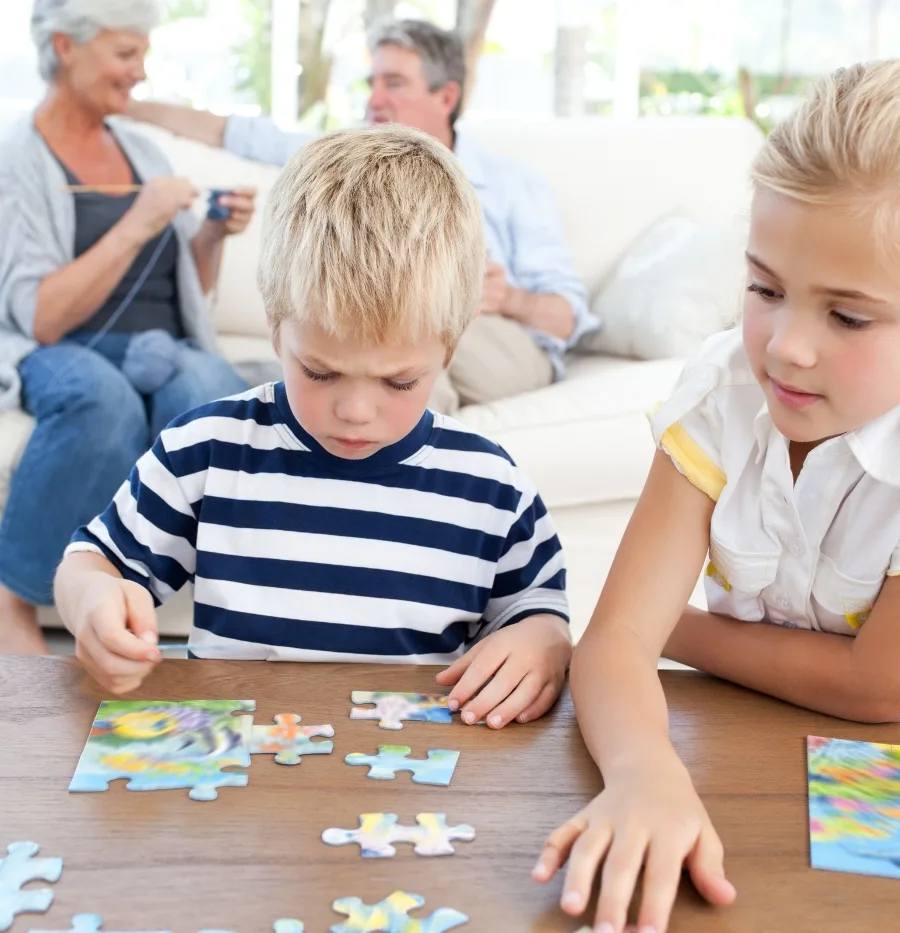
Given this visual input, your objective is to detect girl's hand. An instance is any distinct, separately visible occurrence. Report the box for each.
[533,757,736,933]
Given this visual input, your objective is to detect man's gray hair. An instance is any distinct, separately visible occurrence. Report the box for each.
[31,0,161,82]
[368,19,467,126]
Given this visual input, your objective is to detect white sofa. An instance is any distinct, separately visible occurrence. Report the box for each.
[0,115,764,638]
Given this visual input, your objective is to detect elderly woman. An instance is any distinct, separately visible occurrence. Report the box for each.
[0,0,256,653]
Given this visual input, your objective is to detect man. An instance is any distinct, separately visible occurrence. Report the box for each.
[129,19,595,413]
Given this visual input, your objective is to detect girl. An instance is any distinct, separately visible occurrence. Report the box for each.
[533,60,900,933]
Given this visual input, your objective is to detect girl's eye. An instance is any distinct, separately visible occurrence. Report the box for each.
[747,282,780,301]
[386,379,419,392]
[833,311,870,330]
[301,365,337,383]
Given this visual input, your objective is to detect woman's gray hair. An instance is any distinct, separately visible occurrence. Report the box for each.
[368,19,467,126]
[31,0,162,81]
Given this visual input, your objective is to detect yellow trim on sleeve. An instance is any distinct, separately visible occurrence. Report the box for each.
[705,561,731,591]
[887,569,900,577]
[660,422,726,502]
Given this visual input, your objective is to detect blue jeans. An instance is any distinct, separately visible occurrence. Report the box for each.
[0,335,247,605]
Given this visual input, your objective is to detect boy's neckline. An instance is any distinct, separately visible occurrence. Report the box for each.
[272,381,436,475]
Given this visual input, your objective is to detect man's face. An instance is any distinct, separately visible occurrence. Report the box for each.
[365,43,459,142]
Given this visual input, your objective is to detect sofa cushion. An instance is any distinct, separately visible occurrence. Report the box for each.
[580,215,747,360]
[453,354,684,509]
[0,409,37,521]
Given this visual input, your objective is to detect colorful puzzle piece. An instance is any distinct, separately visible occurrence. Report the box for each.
[0,842,62,932]
[350,693,453,731]
[69,700,256,801]
[330,891,468,933]
[344,746,459,786]
[248,713,334,766]
[322,813,475,857]
[29,919,304,933]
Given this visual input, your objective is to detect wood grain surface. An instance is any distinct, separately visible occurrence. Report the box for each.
[1,657,898,932]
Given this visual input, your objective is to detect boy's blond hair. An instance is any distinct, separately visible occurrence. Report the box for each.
[257,124,485,351]
[752,60,900,250]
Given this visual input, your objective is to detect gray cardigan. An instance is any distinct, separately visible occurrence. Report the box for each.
[0,115,220,412]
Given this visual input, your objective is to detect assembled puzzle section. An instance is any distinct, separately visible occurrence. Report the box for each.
[344,746,460,786]
[69,700,256,801]
[248,713,334,766]
[322,813,475,857]
[330,891,468,933]
[808,734,900,879]
[0,841,62,931]
[350,693,453,731]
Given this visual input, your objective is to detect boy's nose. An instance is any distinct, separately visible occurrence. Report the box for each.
[335,390,375,425]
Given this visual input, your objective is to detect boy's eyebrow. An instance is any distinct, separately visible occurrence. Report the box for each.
[745,251,888,304]
[299,353,426,379]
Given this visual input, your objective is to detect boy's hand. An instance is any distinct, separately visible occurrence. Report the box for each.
[533,757,735,933]
[435,614,571,728]
[71,574,162,695]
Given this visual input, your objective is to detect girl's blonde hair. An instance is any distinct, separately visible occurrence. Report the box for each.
[257,124,485,351]
[752,60,900,249]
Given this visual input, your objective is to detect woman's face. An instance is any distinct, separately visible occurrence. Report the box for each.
[54,29,149,115]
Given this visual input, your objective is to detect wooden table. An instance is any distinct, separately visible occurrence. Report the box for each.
[2,657,899,932]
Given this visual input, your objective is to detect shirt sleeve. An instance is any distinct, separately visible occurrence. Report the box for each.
[647,331,733,502]
[0,191,66,340]
[505,167,596,350]
[222,116,314,167]
[65,432,202,606]
[475,477,569,641]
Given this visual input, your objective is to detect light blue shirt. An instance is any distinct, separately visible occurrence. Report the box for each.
[223,116,597,379]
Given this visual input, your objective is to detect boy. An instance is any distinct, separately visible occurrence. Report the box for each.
[54,125,572,729]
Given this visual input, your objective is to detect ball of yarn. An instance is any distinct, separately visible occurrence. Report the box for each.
[122,329,180,394]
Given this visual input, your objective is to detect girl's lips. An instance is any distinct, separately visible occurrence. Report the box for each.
[769,377,823,410]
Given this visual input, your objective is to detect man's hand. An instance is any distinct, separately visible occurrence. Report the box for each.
[435,614,572,728]
[478,260,512,315]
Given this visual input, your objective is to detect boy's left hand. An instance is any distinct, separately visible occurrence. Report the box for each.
[436,614,572,729]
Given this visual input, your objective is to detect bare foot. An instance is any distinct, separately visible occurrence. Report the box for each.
[0,584,48,655]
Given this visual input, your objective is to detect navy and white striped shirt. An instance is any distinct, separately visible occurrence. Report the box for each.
[67,383,568,662]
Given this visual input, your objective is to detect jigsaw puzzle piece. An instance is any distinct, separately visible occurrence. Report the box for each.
[0,841,62,931]
[26,914,169,933]
[322,813,405,858]
[197,923,304,933]
[330,891,468,933]
[322,814,474,858]
[69,700,255,802]
[344,746,459,786]
[248,713,334,765]
[350,693,453,731]
[406,814,475,856]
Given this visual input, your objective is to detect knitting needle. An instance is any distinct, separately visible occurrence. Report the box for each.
[62,184,220,194]
[62,184,144,193]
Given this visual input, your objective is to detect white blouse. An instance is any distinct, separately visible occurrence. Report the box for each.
[650,328,900,635]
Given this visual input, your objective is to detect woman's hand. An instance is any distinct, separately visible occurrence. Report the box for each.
[214,187,257,236]
[125,176,198,243]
